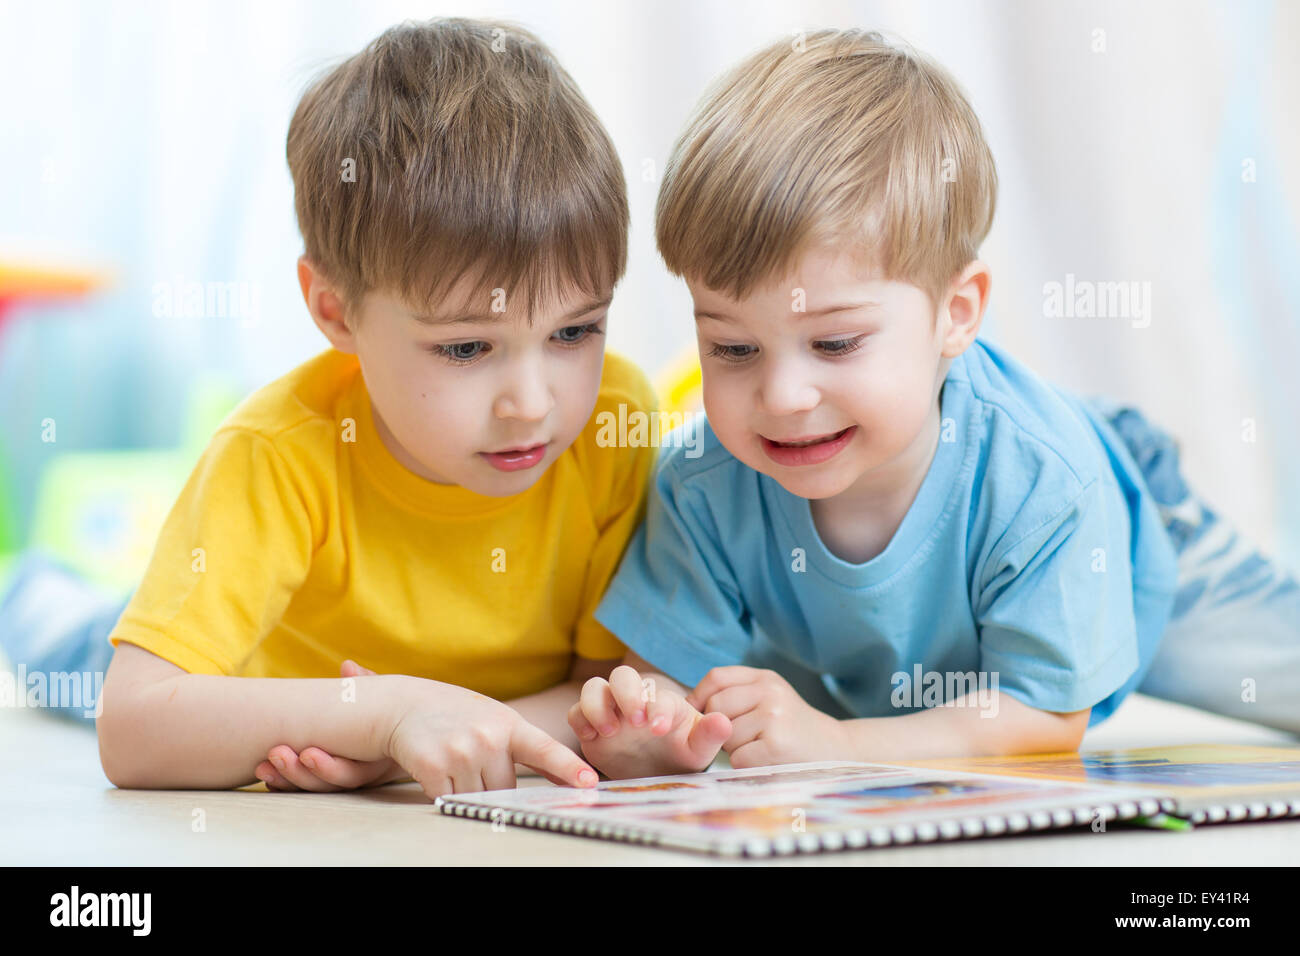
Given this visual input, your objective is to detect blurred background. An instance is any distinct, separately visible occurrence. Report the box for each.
[0,0,1297,606]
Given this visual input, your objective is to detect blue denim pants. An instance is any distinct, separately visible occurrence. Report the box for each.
[0,552,126,723]
[1090,398,1300,736]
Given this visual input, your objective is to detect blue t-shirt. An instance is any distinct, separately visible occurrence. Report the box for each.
[594,338,1180,728]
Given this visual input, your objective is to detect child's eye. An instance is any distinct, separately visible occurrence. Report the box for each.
[816,335,866,357]
[552,322,605,346]
[706,343,757,363]
[431,322,604,364]
[431,340,490,364]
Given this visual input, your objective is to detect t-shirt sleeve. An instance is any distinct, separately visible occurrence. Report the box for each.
[974,476,1140,714]
[593,450,753,687]
[107,427,316,675]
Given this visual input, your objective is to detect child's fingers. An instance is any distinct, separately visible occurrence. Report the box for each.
[645,687,680,735]
[415,773,454,801]
[567,701,599,741]
[579,677,620,736]
[685,712,732,763]
[340,658,377,681]
[482,751,516,792]
[720,711,763,752]
[696,684,763,721]
[686,666,758,711]
[298,747,392,788]
[448,764,482,794]
[510,720,599,788]
[255,760,299,791]
[607,665,648,727]
[265,745,344,793]
[728,739,767,769]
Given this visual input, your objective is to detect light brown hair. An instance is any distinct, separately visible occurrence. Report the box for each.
[287,17,628,326]
[656,29,997,315]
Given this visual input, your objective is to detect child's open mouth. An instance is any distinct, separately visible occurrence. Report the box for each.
[480,442,549,471]
[760,426,856,466]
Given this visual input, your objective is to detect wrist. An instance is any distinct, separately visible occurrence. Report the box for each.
[371,673,425,759]
[835,715,887,762]
[829,714,860,761]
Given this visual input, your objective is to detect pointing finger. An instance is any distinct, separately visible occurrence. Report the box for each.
[510,720,599,789]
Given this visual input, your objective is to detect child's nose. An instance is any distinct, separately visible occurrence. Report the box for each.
[494,367,554,421]
[758,361,819,417]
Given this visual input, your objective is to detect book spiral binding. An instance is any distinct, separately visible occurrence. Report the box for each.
[436,796,1181,858]
[1189,799,1300,826]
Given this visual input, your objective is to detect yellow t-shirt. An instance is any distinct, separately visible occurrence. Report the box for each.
[108,347,658,701]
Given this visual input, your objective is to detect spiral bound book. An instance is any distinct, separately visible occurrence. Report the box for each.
[434,761,1174,857]
[895,744,1300,825]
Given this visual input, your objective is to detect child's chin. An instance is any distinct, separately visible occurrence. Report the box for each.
[769,470,856,501]
[741,454,856,500]
[468,468,547,497]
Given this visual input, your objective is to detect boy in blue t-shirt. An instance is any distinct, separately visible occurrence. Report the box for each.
[567,29,1300,778]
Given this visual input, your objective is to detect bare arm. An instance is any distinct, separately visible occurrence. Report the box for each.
[99,641,423,790]
[837,690,1091,763]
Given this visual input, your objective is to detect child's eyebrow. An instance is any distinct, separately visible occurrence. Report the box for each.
[695,301,883,322]
[410,296,612,327]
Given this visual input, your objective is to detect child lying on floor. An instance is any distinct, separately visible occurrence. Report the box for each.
[93,17,659,799]
[568,29,1300,777]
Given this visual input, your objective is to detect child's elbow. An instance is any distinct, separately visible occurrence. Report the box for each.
[1028,707,1089,753]
[97,694,159,789]
[98,724,132,788]
[1059,708,1091,750]
[996,697,1091,756]
[97,711,143,789]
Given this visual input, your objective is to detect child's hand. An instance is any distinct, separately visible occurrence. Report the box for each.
[258,744,408,791]
[386,681,598,800]
[687,666,850,768]
[256,660,598,799]
[566,665,732,779]
[255,659,408,792]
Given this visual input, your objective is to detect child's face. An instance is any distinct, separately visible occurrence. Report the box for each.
[689,247,951,501]
[349,277,611,497]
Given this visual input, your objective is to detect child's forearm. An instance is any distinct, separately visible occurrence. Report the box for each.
[836,690,1088,763]
[99,672,419,790]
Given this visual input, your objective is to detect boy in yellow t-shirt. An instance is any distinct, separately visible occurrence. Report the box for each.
[96,18,658,800]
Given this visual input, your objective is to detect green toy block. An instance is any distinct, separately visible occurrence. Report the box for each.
[29,449,193,597]
[25,374,243,597]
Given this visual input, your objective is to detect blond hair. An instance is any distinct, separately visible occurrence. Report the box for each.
[287,17,628,326]
[656,29,997,315]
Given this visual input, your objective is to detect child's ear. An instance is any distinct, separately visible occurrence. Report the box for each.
[298,255,357,354]
[939,259,990,358]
